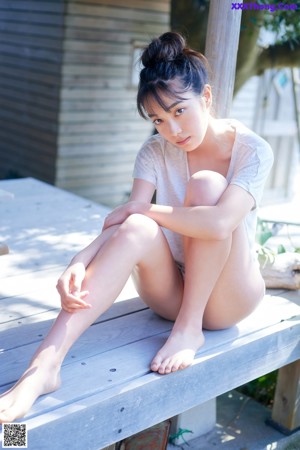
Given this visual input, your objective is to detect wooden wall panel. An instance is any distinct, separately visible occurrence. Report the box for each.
[0,0,65,182]
[0,0,170,206]
[56,0,170,206]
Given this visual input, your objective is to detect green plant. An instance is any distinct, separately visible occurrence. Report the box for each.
[237,370,278,408]
[256,219,300,268]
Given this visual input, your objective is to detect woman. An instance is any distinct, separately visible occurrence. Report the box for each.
[0,32,273,423]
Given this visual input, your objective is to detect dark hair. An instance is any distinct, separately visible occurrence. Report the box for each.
[137,32,210,119]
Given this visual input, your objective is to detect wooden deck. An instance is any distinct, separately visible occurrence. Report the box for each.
[1,178,300,449]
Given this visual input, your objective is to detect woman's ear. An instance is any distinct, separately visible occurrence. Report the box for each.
[202,84,212,108]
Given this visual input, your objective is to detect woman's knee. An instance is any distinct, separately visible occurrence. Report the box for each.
[185,170,228,206]
[117,213,161,244]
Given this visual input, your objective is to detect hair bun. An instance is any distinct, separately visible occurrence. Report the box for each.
[141,32,186,68]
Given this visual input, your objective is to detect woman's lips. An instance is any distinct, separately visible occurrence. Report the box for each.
[176,136,191,145]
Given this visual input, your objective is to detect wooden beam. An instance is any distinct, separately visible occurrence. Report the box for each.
[205,0,243,118]
[271,360,300,433]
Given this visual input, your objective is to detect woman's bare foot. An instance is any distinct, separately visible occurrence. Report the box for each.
[0,364,61,423]
[151,324,205,375]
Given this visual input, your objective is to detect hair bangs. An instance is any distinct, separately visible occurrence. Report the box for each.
[137,79,189,119]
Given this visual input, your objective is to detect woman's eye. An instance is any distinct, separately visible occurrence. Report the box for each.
[175,108,185,116]
[153,119,161,125]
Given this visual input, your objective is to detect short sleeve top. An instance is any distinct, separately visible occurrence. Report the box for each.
[132,119,274,264]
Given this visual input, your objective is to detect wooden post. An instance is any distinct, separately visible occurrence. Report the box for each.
[271,360,300,433]
[205,0,243,118]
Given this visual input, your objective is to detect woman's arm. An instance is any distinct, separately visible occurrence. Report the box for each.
[104,184,254,240]
[142,184,254,239]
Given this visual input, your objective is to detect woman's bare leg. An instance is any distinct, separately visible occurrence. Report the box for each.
[150,171,265,374]
[0,215,183,423]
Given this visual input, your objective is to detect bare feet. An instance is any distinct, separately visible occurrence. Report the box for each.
[151,325,205,375]
[0,365,61,423]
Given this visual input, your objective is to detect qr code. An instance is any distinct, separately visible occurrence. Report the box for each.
[2,423,27,448]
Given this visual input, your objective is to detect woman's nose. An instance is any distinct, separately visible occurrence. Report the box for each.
[169,120,182,136]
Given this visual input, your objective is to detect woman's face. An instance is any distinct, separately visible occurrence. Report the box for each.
[145,85,211,152]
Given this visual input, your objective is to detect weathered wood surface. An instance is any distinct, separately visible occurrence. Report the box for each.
[0,178,300,449]
[0,0,170,206]
[205,0,242,118]
[272,360,300,432]
[261,252,300,290]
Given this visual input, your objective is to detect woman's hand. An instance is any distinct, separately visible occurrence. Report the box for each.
[56,262,91,313]
[102,202,138,231]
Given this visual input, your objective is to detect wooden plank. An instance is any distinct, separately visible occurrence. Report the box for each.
[67,3,169,24]
[0,179,110,277]
[0,118,57,144]
[68,0,170,13]
[0,77,60,98]
[57,129,149,145]
[57,153,136,168]
[0,267,64,301]
[64,28,148,43]
[56,161,135,177]
[63,39,131,54]
[0,1,65,13]
[0,109,58,132]
[1,10,65,26]
[63,52,129,65]
[59,121,146,134]
[271,360,300,432]
[1,293,297,385]
[0,21,64,38]
[61,64,129,77]
[60,98,139,112]
[58,142,140,157]
[0,307,164,387]
[0,207,105,252]
[0,282,61,323]
[0,32,62,50]
[0,65,61,86]
[0,186,106,215]
[0,296,144,346]
[59,110,139,123]
[62,186,132,206]
[62,76,125,89]
[0,98,58,121]
[1,315,299,450]
[0,54,62,75]
[0,42,62,63]
[60,88,137,101]
[65,15,167,35]
[0,202,96,230]
[0,82,60,107]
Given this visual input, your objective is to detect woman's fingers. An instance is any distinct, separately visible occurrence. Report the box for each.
[61,292,92,313]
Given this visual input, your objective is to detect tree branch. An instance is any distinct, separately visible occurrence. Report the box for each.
[257,40,300,73]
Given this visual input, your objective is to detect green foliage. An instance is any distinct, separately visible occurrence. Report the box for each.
[256,219,300,267]
[259,0,300,47]
[241,0,300,47]
[237,370,278,408]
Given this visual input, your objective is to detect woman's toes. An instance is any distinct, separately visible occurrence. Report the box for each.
[150,355,162,372]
